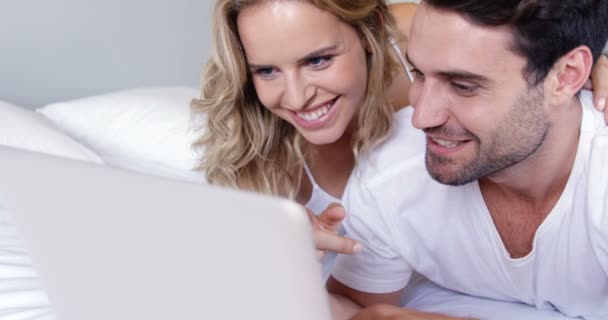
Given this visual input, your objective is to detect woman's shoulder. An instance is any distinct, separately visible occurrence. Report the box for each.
[389,2,417,37]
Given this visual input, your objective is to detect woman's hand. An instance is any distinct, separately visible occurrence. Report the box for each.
[589,54,608,123]
[306,203,362,261]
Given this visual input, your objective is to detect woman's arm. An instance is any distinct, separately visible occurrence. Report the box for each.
[591,54,608,123]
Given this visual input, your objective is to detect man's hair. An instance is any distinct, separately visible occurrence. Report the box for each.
[424,0,608,85]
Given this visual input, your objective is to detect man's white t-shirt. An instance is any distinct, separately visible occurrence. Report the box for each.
[332,91,608,319]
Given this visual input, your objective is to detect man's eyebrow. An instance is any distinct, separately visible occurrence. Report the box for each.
[248,44,340,70]
[438,71,492,85]
[405,52,492,85]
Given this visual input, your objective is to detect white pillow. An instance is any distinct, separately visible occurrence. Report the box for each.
[0,101,103,164]
[37,87,202,172]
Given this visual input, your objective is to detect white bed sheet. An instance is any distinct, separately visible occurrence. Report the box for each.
[402,273,581,320]
[0,206,53,320]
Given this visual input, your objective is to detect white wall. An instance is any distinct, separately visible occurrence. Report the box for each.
[0,0,213,108]
[0,0,425,108]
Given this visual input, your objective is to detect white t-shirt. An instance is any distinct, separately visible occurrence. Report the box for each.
[333,91,608,319]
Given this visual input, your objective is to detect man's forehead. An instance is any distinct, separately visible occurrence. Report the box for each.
[409,3,521,78]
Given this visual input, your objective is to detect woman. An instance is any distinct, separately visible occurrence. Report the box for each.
[192,0,404,257]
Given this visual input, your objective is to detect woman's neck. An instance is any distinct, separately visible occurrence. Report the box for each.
[297,131,356,204]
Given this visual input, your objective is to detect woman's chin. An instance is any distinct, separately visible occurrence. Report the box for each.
[300,130,344,146]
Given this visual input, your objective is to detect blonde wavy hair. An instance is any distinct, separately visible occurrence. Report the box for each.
[192,0,400,199]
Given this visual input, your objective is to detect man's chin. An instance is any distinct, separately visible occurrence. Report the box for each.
[426,164,477,186]
[425,153,481,186]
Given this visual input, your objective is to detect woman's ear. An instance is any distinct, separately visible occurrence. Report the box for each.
[361,10,385,54]
[361,36,373,53]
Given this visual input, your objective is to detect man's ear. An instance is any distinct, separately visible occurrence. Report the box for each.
[548,45,594,106]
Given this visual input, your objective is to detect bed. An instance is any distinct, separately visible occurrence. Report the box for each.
[2,1,605,320]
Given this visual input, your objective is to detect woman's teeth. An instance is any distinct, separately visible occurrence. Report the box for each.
[296,101,333,121]
[433,138,462,148]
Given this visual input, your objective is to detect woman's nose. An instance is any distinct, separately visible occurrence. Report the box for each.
[281,73,316,111]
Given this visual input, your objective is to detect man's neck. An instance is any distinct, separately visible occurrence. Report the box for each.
[478,97,583,258]
[480,98,583,209]
[479,99,583,258]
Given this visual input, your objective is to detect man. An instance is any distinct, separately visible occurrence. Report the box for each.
[328,1,608,319]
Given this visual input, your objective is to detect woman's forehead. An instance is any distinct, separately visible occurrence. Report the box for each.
[237,1,357,65]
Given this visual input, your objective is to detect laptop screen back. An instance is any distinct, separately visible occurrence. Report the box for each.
[0,146,331,320]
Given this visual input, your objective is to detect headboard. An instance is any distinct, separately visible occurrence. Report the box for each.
[0,0,213,108]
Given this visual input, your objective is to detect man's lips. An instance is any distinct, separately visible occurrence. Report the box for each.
[426,135,474,155]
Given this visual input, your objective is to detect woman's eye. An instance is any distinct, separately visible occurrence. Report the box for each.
[253,67,278,80]
[308,56,332,68]
[255,67,275,76]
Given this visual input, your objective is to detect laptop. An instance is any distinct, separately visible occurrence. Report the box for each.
[0,145,331,320]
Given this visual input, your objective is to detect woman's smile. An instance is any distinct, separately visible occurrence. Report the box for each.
[292,96,340,129]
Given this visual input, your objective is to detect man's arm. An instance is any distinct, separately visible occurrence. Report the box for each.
[327,276,403,320]
[327,276,473,320]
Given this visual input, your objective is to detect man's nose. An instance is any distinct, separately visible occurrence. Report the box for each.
[410,80,450,129]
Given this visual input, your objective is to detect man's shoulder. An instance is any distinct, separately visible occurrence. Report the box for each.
[585,129,608,270]
[580,90,608,174]
[579,92,608,245]
[587,126,608,194]
[579,90,608,139]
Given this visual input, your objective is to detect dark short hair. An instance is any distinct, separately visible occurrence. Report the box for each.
[423,0,608,85]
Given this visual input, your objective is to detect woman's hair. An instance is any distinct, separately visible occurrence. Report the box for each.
[192,0,400,198]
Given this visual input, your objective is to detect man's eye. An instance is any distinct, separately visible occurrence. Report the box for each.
[451,82,478,94]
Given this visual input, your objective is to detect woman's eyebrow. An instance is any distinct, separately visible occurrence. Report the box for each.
[248,44,340,70]
[298,44,340,63]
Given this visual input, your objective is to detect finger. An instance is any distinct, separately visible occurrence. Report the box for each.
[590,55,608,114]
[317,203,346,232]
[317,249,325,261]
[314,229,362,254]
